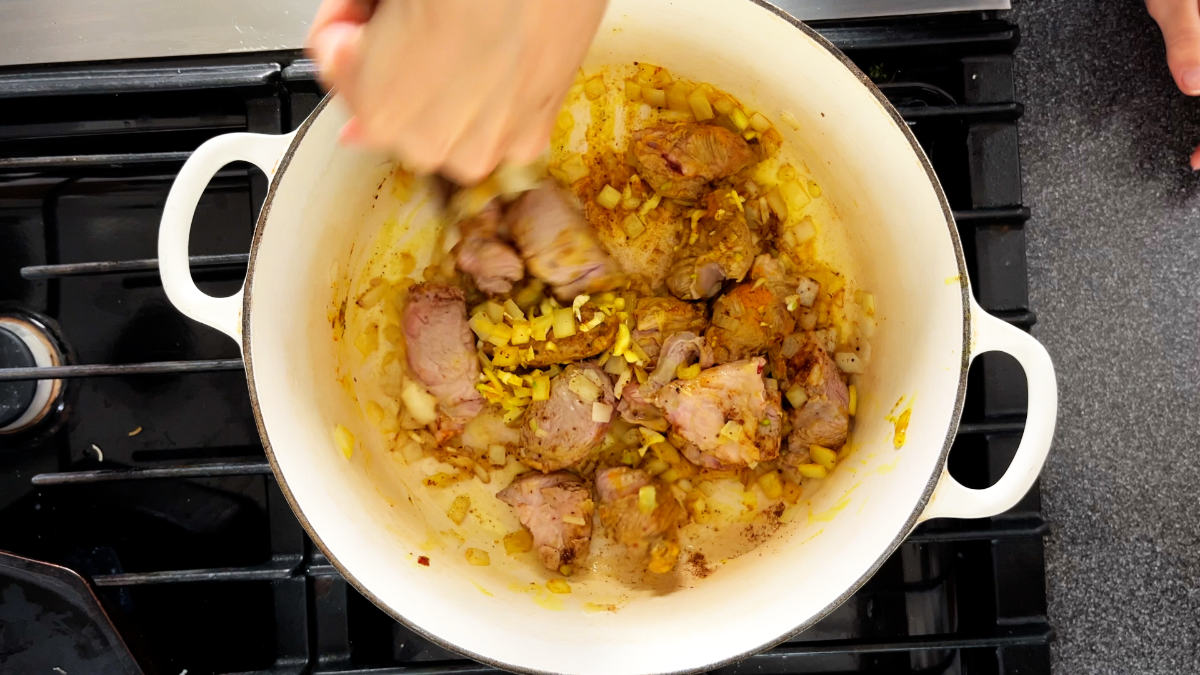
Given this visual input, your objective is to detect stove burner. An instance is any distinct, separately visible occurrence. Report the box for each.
[0,314,65,435]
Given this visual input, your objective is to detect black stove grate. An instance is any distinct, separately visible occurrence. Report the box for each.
[0,14,1049,675]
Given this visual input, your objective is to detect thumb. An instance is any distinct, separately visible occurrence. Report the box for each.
[1149,0,1200,95]
[308,21,363,99]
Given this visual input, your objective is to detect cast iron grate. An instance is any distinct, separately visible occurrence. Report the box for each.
[0,13,1048,675]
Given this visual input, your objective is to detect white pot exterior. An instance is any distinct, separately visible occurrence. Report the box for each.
[156,2,1057,672]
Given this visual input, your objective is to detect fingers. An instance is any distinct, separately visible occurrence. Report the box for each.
[1148,0,1200,94]
[1191,143,1200,171]
[308,0,375,45]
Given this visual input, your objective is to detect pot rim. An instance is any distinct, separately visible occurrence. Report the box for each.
[240,4,972,671]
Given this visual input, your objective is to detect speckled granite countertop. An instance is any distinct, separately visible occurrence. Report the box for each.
[1011,1,1200,671]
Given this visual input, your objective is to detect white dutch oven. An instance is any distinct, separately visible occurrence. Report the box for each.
[157,1,1057,672]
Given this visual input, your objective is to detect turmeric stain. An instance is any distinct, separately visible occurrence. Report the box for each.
[886,396,914,450]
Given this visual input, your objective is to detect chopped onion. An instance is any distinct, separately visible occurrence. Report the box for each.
[638,192,662,216]
[571,294,590,321]
[848,384,858,416]
[596,184,621,209]
[584,76,605,100]
[333,424,355,460]
[530,313,553,341]
[401,381,438,425]
[687,87,714,121]
[592,401,614,423]
[569,372,602,403]
[766,186,789,221]
[780,334,803,359]
[796,276,820,307]
[624,79,642,101]
[729,107,750,131]
[552,307,577,339]
[488,444,508,467]
[446,494,471,524]
[835,352,865,374]
[665,82,690,113]
[810,444,837,471]
[622,213,646,239]
[503,298,525,321]
[642,87,667,107]
[749,111,772,133]
[638,485,658,514]
[718,420,743,442]
[509,320,531,345]
[785,384,809,409]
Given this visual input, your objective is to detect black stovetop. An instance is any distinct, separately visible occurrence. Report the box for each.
[0,13,1050,675]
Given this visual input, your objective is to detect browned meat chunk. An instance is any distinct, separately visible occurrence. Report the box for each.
[453,202,524,294]
[518,364,615,471]
[498,471,593,572]
[631,296,707,366]
[617,332,712,431]
[706,255,797,362]
[402,284,483,432]
[666,191,759,300]
[653,357,782,469]
[783,340,850,459]
[507,183,623,301]
[595,467,686,574]
[522,307,618,368]
[630,123,757,201]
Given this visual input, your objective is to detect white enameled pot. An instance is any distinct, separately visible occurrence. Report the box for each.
[157,1,1057,672]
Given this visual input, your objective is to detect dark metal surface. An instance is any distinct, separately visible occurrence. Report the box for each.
[0,11,1048,675]
[0,325,35,427]
[0,551,142,674]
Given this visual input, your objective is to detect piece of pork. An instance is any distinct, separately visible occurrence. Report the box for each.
[520,307,619,368]
[630,123,757,201]
[402,284,484,432]
[518,364,615,472]
[618,332,712,430]
[594,467,686,574]
[705,255,797,363]
[666,190,759,300]
[453,202,524,294]
[498,471,594,572]
[630,296,708,366]
[653,357,782,469]
[507,182,623,301]
[783,340,850,458]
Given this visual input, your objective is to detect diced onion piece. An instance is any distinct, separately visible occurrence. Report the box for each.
[488,444,507,467]
[333,424,355,460]
[780,334,803,358]
[614,369,632,397]
[797,463,828,479]
[446,494,471,524]
[612,323,631,356]
[687,87,714,121]
[546,578,572,594]
[622,195,642,210]
[492,345,521,368]
[848,384,858,416]
[638,485,657,514]
[778,164,797,182]
[465,548,490,566]
[584,76,605,100]
[712,95,735,115]
[624,79,642,101]
[622,213,646,239]
[569,371,602,403]
[644,458,669,476]
[562,514,587,526]
[481,300,504,323]
[810,444,838,471]
[604,355,628,375]
[571,294,590,321]
[729,107,750,131]
[596,184,621,209]
[530,375,551,401]
[766,186,789,221]
[781,179,812,211]
[642,87,667,107]
[509,320,532,345]
[749,111,772,132]
[559,155,589,184]
[365,400,384,425]
[354,326,378,357]
[665,81,690,113]
[807,180,823,198]
[638,192,662,216]
[718,420,743,442]
[592,401,613,423]
[579,312,605,332]
[514,279,545,311]
[552,307,577,339]
[503,529,533,554]
[675,363,701,380]
[795,276,820,308]
[835,352,865,374]
[860,292,876,316]
[639,427,665,449]
[530,313,553,341]
[401,381,439,425]
[785,384,809,408]
[503,298,525,321]
[791,216,816,244]
[758,471,785,499]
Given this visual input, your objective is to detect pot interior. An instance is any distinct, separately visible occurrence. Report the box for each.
[243,1,969,672]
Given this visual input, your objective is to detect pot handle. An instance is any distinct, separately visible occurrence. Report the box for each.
[919,300,1057,521]
[157,131,294,343]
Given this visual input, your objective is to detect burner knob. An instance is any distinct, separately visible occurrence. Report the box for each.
[0,314,65,435]
[0,326,36,429]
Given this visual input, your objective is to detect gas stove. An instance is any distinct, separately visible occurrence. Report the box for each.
[0,11,1049,675]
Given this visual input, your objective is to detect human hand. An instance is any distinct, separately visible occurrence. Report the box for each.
[1147,0,1200,168]
[307,0,607,183]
